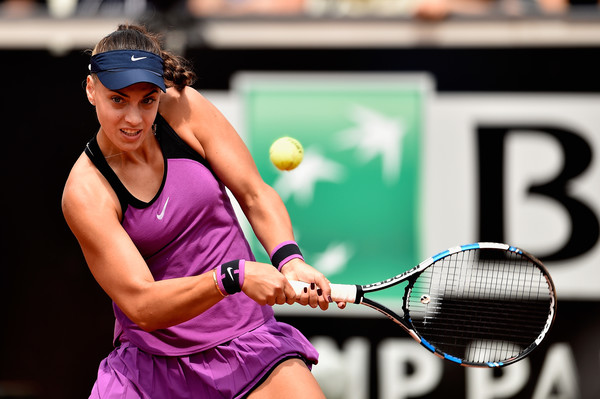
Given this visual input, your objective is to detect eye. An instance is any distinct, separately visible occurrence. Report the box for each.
[111,96,124,104]
[142,97,157,105]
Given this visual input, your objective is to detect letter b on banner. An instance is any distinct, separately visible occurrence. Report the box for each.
[477,125,599,261]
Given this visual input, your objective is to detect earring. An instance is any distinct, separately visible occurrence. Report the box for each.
[152,124,157,135]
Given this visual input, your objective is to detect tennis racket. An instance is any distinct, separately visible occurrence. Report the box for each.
[291,242,556,368]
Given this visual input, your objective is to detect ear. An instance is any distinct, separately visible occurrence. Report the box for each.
[86,75,96,106]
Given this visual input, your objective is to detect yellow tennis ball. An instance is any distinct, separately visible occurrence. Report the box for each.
[269,137,304,171]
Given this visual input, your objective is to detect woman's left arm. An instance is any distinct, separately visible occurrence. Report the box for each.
[160,87,338,310]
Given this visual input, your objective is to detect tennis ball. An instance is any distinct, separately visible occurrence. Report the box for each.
[269,137,304,171]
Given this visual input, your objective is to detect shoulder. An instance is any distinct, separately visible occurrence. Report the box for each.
[62,153,121,227]
[158,87,232,158]
[159,86,211,115]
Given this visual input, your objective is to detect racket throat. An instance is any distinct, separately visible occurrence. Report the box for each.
[361,297,404,323]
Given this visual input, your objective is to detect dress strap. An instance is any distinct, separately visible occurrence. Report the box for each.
[84,135,131,214]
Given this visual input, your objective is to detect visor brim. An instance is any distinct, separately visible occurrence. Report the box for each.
[96,69,166,92]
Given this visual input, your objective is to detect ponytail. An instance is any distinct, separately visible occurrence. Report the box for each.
[162,50,196,91]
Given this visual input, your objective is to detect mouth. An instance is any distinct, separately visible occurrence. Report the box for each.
[120,128,142,137]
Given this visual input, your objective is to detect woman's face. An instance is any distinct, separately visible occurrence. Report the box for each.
[86,76,161,152]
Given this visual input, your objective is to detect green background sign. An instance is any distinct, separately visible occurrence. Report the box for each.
[236,74,431,288]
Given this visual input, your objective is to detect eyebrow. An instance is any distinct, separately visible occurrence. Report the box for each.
[113,88,160,98]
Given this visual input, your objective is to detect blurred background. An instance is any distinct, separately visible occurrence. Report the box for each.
[1,1,599,398]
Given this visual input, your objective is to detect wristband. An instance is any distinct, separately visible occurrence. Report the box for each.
[270,241,304,271]
[217,260,245,295]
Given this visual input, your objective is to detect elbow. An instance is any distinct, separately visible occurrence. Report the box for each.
[124,303,162,333]
[134,317,157,333]
[130,310,195,333]
[115,284,168,332]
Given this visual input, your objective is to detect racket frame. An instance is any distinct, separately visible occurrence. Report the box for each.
[294,242,557,368]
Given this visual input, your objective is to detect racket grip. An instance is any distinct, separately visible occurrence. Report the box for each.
[289,281,359,303]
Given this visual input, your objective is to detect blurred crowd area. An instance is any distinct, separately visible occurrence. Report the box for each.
[0,0,598,21]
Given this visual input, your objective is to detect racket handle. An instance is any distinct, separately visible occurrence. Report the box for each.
[289,280,359,303]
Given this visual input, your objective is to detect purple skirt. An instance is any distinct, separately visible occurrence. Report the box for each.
[89,318,319,399]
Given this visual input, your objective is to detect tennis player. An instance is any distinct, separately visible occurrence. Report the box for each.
[62,23,343,398]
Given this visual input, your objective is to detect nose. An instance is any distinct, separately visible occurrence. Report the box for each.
[124,104,143,126]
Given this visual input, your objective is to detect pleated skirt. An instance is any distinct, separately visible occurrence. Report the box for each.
[89,318,318,399]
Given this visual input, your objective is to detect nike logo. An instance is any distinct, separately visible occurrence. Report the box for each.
[226,267,235,281]
[156,197,170,220]
[131,55,147,62]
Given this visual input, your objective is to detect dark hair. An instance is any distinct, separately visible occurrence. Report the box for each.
[92,24,196,91]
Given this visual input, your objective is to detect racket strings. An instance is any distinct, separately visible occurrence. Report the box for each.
[407,249,553,364]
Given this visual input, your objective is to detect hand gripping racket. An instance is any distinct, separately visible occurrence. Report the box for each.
[291,242,557,368]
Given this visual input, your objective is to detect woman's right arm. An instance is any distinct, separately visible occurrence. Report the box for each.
[61,155,282,331]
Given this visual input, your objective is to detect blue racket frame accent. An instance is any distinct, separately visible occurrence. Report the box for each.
[420,338,436,353]
[444,354,463,364]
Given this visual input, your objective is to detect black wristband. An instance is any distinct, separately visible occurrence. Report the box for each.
[218,260,244,295]
[270,241,304,271]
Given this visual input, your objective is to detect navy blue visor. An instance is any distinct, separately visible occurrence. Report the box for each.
[89,50,166,92]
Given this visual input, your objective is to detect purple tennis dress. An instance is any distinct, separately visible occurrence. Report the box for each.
[84,114,318,398]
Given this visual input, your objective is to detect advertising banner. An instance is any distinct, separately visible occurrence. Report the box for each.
[234,73,432,298]
[208,73,600,398]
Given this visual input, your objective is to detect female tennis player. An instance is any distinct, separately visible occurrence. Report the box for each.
[62,23,342,398]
